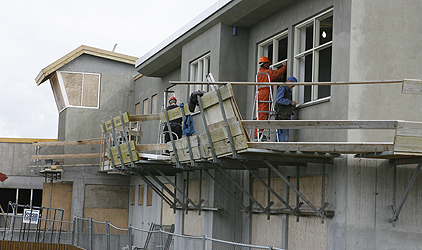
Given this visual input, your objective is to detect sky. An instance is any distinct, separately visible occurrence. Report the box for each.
[0,0,221,139]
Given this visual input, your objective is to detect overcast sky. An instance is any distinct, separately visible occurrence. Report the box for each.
[0,0,221,139]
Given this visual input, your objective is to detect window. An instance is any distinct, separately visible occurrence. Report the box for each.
[143,98,149,114]
[51,71,101,112]
[135,102,141,115]
[294,9,333,104]
[147,185,153,206]
[257,31,288,74]
[151,94,158,114]
[0,188,42,213]
[189,53,211,93]
[130,185,136,205]
[138,185,144,206]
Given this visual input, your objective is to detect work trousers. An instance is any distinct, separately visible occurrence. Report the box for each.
[254,87,271,138]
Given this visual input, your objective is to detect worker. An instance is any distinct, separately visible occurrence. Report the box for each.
[254,56,287,140]
[163,97,182,144]
[274,76,297,142]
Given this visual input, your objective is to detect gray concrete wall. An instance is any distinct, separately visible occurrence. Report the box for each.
[348,0,422,142]
[0,142,45,189]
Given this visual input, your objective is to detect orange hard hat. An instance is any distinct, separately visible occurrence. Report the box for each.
[259,56,271,64]
[169,96,177,104]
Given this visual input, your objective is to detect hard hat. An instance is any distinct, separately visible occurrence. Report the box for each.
[259,56,271,64]
[287,76,297,82]
[169,96,177,104]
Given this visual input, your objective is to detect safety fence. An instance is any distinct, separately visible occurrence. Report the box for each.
[1,208,283,250]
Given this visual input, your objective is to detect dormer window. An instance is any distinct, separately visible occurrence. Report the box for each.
[50,71,101,112]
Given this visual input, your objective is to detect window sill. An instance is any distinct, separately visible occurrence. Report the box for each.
[296,96,331,109]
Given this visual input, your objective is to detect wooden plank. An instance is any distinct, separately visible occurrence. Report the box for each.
[201,134,248,158]
[402,79,422,95]
[32,153,101,160]
[395,121,422,137]
[171,147,202,162]
[129,113,161,121]
[393,136,422,153]
[200,84,233,110]
[170,79,404,86]
[247,142,394,153]
[136,143,168,151]
[167,135,200,151]
[33,138,103,146]
[200,122,244,143]
[0,138,57,144]
[242,120,398,130]
[160,105,191,123]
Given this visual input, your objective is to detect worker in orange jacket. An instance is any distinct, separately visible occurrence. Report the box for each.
[254,56,287,140]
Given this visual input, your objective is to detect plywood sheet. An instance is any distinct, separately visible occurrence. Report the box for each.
[61,72,82,106]
[251,213,283,248]
[289,176,328,208]
[82,74,99,107]
[253,178,284,209]
[161,183,175,225]
[288,216,327,250]
[42,182,73,230]
[83,208,128,232]
[84,184,129,209]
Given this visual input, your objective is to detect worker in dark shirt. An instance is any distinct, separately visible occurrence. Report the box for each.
[275,76,297,142]
[164,97,182,143]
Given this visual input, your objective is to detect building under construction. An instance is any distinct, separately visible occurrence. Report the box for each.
[2,0,422,249]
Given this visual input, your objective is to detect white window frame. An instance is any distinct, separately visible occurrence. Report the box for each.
[55,71,101,111]
[257,30,289,72]
[189,53,211,93]
[294,8,333,104]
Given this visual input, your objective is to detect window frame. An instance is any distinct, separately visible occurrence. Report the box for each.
[293,8,333,105]
[189,52,211,94]
[54,71,101,112]
[257,30,289,72]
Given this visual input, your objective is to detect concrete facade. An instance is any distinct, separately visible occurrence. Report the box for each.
[132,0,422,249]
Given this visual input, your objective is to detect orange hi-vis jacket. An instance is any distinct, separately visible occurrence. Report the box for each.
[254,65,287,138]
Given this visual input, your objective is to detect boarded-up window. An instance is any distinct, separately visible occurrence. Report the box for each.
[130,185,136,205]
[143,99,149,114]
[54,71,100,110]
[147,185,153,206]
[135,102,141,115]
[151,94,158,113]
[138,185,144,206]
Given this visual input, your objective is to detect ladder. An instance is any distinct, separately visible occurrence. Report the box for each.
[252,72,275,142]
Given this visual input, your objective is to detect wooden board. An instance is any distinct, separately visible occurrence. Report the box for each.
[32,153,101,160]
[136,143,168,151]
[33,138,102,146]
[201,134,248,158]
[102,112,130,132]
[242,120,398,130]
[395,121,422,137]
[129,113,161,121]
[110,141,139,165]
[247,142,394,153]
[402,79,422,95]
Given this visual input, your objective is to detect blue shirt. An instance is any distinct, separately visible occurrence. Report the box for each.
[275,86,292,106]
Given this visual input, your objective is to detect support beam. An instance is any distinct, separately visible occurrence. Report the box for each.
[389,162,422,223]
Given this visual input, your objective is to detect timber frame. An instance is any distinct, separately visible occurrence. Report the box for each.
[32,79,422,224]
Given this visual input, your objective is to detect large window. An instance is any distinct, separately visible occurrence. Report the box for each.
[294,9,333,104]
[50,71,101,112]
[189,53,211,93]
[257,31,288,74]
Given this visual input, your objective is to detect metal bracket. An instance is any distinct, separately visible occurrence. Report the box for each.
[264,160,329,221]
[197,95,218,163]
[215,85,237,158]
[389,162,422,224]
[179,105,195,167]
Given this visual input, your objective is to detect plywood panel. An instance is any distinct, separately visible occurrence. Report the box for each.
[289,176,328,208]
[82,74,99,107]
[183,179,205,236]
[61,72,82,106]
[253,178,284,209]
[83,208,128,232]
[251,213,283,248]
[42,182,73,230]
[161,183,175,225]
[288,216,327,250]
